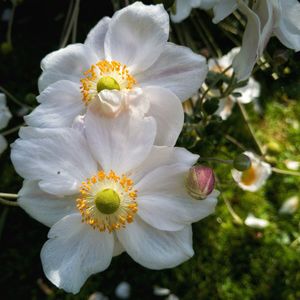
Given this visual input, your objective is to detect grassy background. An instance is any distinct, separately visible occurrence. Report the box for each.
[0,0,300,299]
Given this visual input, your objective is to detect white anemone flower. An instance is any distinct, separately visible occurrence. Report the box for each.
[0,93,12,154]
[208,48,260,120]
[231,151,272,192]
[170,0,218,23]
[233,0,300,81]
[244,213,269,229]
[11,105,218,294]
[25,2,207,147]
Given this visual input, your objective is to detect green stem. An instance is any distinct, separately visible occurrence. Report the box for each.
[0,198,19,207]
[6,3,16,45]
[272,168,300,177]
[237,102,265,156]
[0,193,18,199]
[199,65,232,103]
[199,157,233,165]
[0,86,32,109]
[60,0,80,48]
[1,124,23,136]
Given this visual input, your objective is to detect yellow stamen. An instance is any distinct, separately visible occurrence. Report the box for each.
[77,170,138,233]
[241,165,257,186]
[80,60,137,104]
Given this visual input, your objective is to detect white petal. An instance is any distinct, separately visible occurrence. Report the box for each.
[104,2,169,74]
[18,181,77,227]
[115,282,131,299]
[25,80,84,128]
[254,0,277,57]
[212,0,238,24]
[84,17,111,57]
[135,42,208,101]
[274,0,300,51]
[214,97,235,120]
[117,217,194,269]
[244,213,269,229]
[279,196,299,215]
[199,0,218,10]
[235,77,260,104]
[0,135,7,154]
[113,236,125,257]
[11,128,97,196]
[143,87,183,146]
[85,103,156,174]
[41,214,114,294]
[131,146,199,184]
[0,93,12,129]
[38,44,98,92]
[170,0,193,23]
[232,2,261,81]
[136,164,217,231]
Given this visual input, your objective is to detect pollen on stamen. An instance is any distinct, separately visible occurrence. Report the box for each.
[76,170,138,233]
[80,60,137,105]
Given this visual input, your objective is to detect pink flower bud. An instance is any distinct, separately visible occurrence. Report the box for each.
[186,165,215,200]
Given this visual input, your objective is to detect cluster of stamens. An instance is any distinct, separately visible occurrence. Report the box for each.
[241,165,257,186]
[80,60,137,104]
[77,170,138,233]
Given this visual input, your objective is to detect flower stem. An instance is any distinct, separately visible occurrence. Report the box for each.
[272,168,300,177]
[60,0,80,48]
[1,124,23,136]
[6,2,16,45]
[199,157,233,165]
[0,198,18,207]
[0,193,18,199]
[0,86,32,109]
[237,102,265,156]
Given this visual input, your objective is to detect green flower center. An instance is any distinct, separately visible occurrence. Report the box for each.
[97,76,120,93]
[94,188,121,214]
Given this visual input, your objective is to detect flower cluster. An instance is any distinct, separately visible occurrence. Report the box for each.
[11,2,218,294]
[172,0,300,80]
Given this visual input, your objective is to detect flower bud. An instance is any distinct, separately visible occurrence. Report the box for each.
[233,153,251,171]
[186,165,215,200]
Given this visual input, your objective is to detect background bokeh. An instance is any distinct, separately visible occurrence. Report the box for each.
[1,0,300,299]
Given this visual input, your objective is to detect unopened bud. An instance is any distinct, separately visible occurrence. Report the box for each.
[186,165,215,199]
[233,154,251,171]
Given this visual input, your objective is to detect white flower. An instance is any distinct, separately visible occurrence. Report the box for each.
[11,105,218,294]
[26,2,207,147]
[170,0,218,23]
[245,213,269,229]
[284,160,300,171]
[115,281,131,299]
[279,196,299,215]
[231,151,272,192]
[153,286,171,296]
[233,0,300,81]
[0,93,12,155]
[208,48,260,120]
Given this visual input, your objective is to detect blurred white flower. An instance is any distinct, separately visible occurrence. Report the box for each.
[279,196,299,215]
[11,105,218,294]
[171,0,218,23]
[26,2,207,148]
[245,213,269,229]
[284,160,300,171]
[88,292,109,300]
[231,151,271,192]
[153,286,171,296]
[0,93,12,155]
[233,0,300,81]
[115,282,130,299]
[166,294,180,300]
[208,48,260,120]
